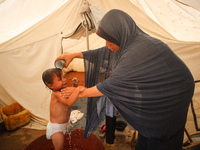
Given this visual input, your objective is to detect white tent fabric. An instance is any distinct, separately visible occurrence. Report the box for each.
[0,0,200,140]
[130,0,200,41]
[0,0,66,44]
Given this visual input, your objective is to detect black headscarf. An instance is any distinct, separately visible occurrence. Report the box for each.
[95,9,194,139]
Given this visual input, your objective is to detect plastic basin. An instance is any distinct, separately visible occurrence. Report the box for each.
[24,128,105,150]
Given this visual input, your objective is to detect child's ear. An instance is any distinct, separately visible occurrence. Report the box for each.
[47,84,53,89]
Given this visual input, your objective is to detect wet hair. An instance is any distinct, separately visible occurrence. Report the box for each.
[42,68,62,87]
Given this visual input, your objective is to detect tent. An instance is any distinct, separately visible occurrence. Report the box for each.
[0,0,200,141]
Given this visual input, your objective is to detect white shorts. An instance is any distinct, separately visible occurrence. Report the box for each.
[46,121,68,139]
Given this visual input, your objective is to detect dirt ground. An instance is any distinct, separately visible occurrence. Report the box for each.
[0,128,46,150]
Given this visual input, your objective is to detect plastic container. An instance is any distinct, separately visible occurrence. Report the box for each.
[24,128,105,150]
[0,103,30,131]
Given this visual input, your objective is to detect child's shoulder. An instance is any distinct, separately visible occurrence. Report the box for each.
[51,91,60,98]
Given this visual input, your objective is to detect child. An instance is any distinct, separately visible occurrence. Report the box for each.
[42,68,79,150]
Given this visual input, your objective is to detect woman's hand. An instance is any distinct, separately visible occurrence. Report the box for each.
[55,52,83,68]
[60,86,86,98]
[55,52,74,68]
[60,87,76,98]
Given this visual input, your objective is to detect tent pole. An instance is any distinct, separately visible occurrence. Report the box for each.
[83,12,89,51]
[80,0,90,51]
[86,26,89,51]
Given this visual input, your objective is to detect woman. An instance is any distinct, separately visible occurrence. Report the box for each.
[56,9,194,150]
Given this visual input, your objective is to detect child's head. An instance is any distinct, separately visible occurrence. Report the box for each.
[42,68,67,91]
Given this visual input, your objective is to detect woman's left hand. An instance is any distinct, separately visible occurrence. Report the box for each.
[60,87,76,98]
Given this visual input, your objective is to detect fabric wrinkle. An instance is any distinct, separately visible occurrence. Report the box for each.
[83,47,118,138]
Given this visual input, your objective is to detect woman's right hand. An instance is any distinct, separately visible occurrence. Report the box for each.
[55,52,74,68]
